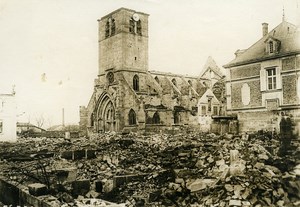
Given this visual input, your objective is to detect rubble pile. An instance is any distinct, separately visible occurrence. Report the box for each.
[0,131,299,206]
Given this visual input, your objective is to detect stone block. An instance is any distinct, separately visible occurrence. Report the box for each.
[56,167,77,183]
[187,179,217,192]
[28,183,48,196]
[229,199,241,206]
[72,179,90,196]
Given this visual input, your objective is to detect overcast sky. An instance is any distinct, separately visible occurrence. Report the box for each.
[0,0,299,128]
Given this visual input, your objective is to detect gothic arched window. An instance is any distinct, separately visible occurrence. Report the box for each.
[153,112,160,124]
[129,19,135,33]
[174,111,180,124]
[105,21,110,38]
[172,78,177,87]
[154,76,159,84]
[137,20,142,35]
[111,19,116,36]
[133,75,139,91]
[128,109,136,125]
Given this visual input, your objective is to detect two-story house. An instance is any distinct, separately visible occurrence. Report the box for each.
[224,19,300,132]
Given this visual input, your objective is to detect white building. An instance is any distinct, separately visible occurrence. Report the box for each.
[0,93,17,142]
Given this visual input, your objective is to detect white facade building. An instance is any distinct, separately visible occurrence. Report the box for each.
[0,93,17,142]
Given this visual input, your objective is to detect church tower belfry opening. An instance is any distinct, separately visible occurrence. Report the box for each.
[98,8,149,76]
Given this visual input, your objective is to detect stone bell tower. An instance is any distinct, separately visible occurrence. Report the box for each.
[98,8,149,76]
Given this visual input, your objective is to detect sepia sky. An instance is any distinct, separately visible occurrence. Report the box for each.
[0,0,299,128]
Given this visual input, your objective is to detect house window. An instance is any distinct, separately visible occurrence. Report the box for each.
[201,105,206,115]
[133,75,139,91]
[260,67,281,91]
[153,112,160,124]
[269,42,274,53]
[207,98,212,112]
[213,106,218,115]
[267,68,276,90]
[128,109,136,125]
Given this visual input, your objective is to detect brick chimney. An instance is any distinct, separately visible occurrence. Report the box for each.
[262,23,268,37]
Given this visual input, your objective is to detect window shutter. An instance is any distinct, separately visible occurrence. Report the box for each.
[276,67,282,89]
[260,69,266,91]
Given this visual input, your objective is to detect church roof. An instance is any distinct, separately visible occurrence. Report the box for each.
[199,56,225,78]
[224,21,300,68]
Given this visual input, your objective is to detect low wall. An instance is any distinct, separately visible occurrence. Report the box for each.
[0,177,55,207]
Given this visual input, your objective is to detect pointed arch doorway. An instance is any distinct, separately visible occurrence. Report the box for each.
[95,93,116,132]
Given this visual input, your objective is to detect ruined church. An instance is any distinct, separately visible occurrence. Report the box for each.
[80,8,224,133]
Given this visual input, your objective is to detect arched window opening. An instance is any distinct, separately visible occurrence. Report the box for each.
[188,80,192,86]
[129,18,142,35]
[137,20,142,35]
[133,75,139,91]
[174,111,180,124]
[129,19,135,33]
[105,21,110,38]
[154,76,159,84]
[172,78,177,87]
[153,112,160,124]
[128,109,136,125]
[90,113,94,127]
[105,18,116,38]
[106,72,114,84]
[111,19,116,36]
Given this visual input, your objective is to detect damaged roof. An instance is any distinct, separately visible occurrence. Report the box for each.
[224,21,300,68]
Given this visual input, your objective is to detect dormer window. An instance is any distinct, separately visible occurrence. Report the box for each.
[269,42,274,53]
[265,37,280,55]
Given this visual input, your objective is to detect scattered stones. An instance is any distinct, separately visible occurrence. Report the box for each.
[0,131,299,206]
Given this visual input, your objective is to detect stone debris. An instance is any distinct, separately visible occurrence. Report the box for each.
[0,131,299,206]
[28,183,48,196]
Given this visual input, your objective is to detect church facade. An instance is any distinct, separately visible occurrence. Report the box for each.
[80,8,224,133]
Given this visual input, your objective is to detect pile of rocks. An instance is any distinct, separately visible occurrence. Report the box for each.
[0,131,299,206]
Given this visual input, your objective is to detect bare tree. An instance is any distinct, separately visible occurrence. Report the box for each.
[35,114,45,128]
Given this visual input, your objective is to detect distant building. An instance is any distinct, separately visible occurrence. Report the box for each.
[80,8,224,134]
[0,93,17,142]
[17,122,46,135]
[224,19,300,132]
